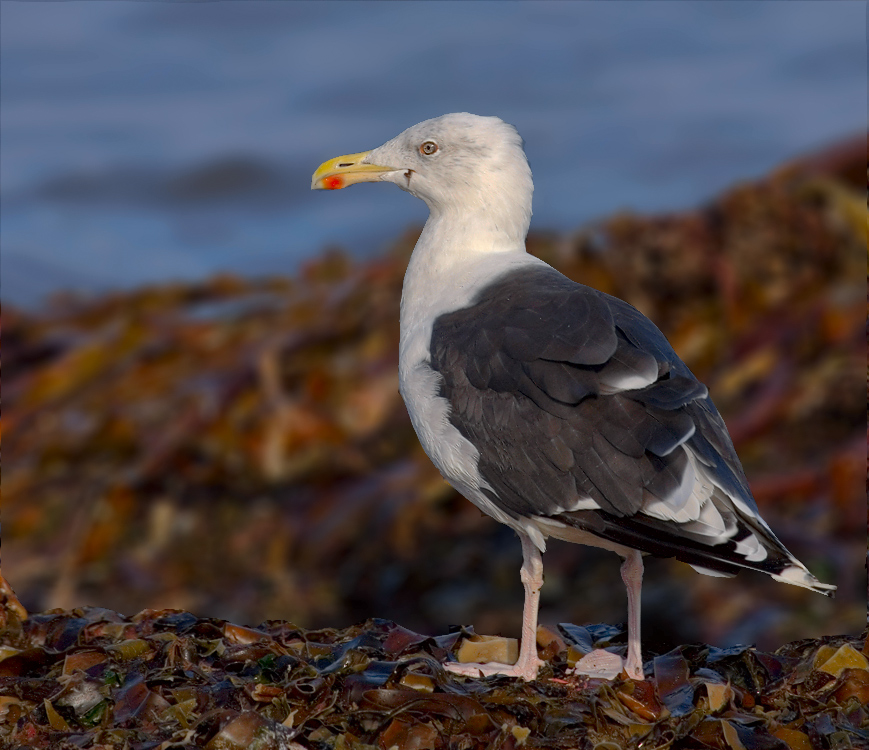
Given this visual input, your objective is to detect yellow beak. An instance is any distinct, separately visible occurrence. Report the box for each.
[311,150,396,190]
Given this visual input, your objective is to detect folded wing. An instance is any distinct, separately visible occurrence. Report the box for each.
[430,266,833,594]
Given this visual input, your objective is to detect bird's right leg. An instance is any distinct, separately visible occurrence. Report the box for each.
[445,532,545,681]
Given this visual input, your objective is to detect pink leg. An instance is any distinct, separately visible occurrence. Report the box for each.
[621,549,644,680]
[445,532,545,681]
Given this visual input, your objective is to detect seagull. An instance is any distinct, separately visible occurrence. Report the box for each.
[312,113,836,681]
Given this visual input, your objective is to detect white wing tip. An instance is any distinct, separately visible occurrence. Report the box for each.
[689,564,735,578]
[771,565,837,597]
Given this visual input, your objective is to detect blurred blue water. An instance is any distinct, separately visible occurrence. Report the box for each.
[1,1,864,308]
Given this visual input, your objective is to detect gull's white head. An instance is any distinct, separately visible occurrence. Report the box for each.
[313,113,534,243]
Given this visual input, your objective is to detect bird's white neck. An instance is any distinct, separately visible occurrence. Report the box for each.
[398,206,541,368]
[404,207,524,303]
[425,202,527,254]
[398,153,537,365]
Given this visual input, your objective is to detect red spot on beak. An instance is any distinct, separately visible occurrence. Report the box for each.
[325,176,343,190]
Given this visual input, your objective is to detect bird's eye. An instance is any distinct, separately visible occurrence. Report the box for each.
[420,141,438,156]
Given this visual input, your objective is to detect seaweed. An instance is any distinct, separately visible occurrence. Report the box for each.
[1,599,866,749]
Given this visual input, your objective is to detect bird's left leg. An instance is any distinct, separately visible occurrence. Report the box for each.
[445,531,545,681]
[571,549,645,680]
[621,549,645,680]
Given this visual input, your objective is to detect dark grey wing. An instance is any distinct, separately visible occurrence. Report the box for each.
[430,265,807,580]
[613,299,762,516]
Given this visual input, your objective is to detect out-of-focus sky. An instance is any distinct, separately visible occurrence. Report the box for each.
[1,1,864,307]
